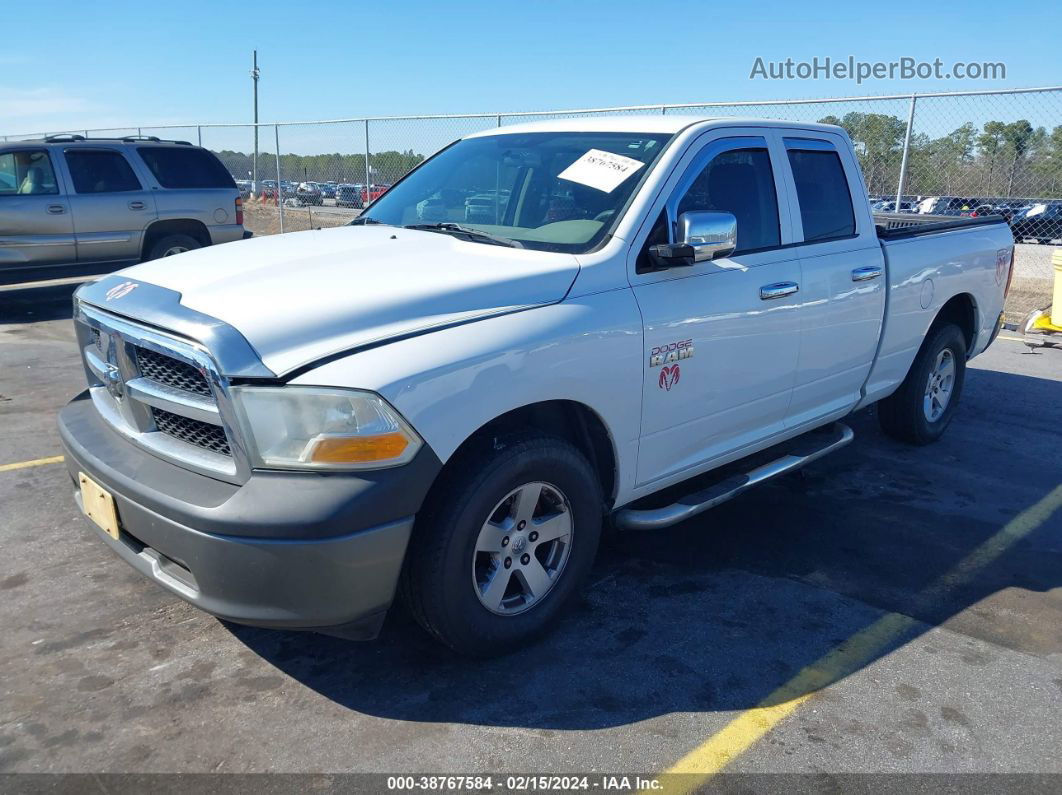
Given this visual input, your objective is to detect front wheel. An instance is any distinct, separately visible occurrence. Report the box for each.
[403,435,602,656]
[878,323,967,445]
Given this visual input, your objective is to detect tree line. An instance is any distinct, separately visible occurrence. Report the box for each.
[213,149,425,186]
[818,112,1062,200]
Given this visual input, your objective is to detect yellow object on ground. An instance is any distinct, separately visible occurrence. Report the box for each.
[1053,248,1062,328]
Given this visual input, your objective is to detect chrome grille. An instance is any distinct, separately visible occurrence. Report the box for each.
[75,303,246,482]
[136,347,212,397]
[151,408,232,456]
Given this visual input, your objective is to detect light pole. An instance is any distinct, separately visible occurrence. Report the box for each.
[251,50,260,191]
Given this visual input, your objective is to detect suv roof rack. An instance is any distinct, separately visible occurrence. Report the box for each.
[35,134,197,146]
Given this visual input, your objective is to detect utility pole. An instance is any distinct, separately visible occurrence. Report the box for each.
[251,50,260,191]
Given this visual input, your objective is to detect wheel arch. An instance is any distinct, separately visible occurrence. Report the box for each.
[141,219,211,261]
[929,292,978,356]
[435,399,619,510]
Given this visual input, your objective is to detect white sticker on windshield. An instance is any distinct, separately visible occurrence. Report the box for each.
[557,149,645,193]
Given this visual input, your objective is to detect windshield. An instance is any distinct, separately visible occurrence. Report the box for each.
[358,131,672,253]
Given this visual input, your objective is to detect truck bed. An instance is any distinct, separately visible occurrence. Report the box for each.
[874,212,1007,239]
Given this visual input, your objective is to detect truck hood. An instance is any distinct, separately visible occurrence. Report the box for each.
[122,225,580,375]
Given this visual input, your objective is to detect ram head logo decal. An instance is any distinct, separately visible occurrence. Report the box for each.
[658,365,680,391]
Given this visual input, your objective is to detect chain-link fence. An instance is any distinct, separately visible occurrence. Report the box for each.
[5,86,1061,242]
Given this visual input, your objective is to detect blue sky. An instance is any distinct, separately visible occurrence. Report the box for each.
[3,0,1059,136]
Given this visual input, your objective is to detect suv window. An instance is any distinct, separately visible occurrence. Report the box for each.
[136,146,235,189]
[64,149,142,194]
[787,149,856,241]
[676,148,780,253]
[0,150,59,195]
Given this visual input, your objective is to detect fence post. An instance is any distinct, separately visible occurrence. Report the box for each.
[661,106,667,115]
[275,125,285,234]
[197,126,202,146]
[895,93,917,208]
[497,114,502,127]
[364,119,371,206]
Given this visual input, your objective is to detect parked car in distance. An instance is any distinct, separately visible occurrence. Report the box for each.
[320,182,337,199]
[335,183,365,208]
[917,196,981,216]
[1010,202,1062,243]
[59,117,1013,656]
[295,182,324,206]
[872,199,916,213]
[366,183,391,204]
[0,134,249,275]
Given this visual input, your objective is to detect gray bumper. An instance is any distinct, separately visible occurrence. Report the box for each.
[208,224,247,246]
[58,393,441,638]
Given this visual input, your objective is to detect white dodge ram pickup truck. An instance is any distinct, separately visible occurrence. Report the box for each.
[59,117,1014,655]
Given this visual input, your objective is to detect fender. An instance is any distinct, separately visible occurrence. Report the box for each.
[291,289,646,506]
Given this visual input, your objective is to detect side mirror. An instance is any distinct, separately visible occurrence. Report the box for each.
[678,211,737,262]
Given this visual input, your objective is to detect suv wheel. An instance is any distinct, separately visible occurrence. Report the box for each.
[403,435,602,656]
[148,233,201,260]
[878,323,967,445]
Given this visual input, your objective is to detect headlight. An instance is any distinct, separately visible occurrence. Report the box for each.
[231,386,422,470]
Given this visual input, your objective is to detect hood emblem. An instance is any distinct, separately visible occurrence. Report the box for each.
[105,281,139,301]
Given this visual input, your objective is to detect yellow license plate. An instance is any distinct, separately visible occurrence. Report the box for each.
[79,471,120,540]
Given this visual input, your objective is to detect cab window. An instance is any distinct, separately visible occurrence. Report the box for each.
[787,148,856,241]
[675,148,780,253]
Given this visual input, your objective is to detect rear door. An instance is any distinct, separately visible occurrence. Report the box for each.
[629,130,803,487]
[779,135,886,427]
[58,147,157,263]
[0,147,75,268]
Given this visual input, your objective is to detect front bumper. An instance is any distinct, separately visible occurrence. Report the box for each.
[58,392,441,638]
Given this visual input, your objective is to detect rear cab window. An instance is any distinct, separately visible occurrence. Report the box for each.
[136,147,236,189]
[64,149,142,193]
[785,140,856,242]
[0,150,60,195]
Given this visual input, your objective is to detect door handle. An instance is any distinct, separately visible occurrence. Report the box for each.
[47,204,65,215]
[760,281,799,300]
[851,266,883,282]
[128,201,145,210]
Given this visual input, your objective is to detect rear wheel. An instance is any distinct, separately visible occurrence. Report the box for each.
[147,233,201,260]
[878,323,967,445]
[403,435,602,656]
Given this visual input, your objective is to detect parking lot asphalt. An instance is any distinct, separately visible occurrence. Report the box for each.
[1,283,1061,780]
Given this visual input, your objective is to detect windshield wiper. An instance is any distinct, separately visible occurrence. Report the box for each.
[403,222,523,248]
[349,216,387,226]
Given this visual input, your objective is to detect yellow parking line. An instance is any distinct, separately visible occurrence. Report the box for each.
[0,455,65,472]
[660,483,1062,791]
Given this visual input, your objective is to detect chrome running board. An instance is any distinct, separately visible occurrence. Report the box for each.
[614,422,854,531]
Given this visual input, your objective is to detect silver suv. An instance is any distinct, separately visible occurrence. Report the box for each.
[0,135,249,276]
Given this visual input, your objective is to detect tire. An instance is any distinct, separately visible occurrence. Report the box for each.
[403,435,603,656]
[147,233,201,261]
[878,323,967,446]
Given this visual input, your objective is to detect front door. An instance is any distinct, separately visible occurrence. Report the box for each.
[629,133,803,488]
[58,147,157,263]
[0,148,75,268]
